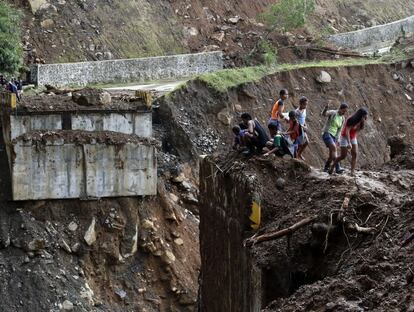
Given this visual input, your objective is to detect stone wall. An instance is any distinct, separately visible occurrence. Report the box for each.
[328,15,414,53]
[31,51,223,87]
[11,139,157,200]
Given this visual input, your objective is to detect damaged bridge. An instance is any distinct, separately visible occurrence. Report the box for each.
[0,91,157,201]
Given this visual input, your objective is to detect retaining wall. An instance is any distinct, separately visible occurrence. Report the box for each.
[328,15,414,53]
[11,139,157,200]
[31,51,223,87]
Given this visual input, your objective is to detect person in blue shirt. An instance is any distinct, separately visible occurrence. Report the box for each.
[6,80,20,101]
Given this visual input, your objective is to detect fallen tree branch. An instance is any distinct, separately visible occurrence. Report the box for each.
[245,215,317,247]
[347,223,375,235]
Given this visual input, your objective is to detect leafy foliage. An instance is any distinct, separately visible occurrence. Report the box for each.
[0,2,22,74]
[259,39,278,66]
[260,0,315,32]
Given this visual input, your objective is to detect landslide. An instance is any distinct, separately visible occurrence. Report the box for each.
[157,60,414,169]
[8,0,414,64]
[211,143,414,311]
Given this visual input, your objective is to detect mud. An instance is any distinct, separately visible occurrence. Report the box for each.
[17,93,148,113]
[200,149,414,311]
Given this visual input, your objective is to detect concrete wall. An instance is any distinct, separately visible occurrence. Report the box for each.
[328,15,414,53]
[31,51,223,87]
[11,139,156,200]
[199,157,262,312]
[8,112,152,140]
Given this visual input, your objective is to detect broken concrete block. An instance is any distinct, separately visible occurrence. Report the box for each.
[84,218,97,246]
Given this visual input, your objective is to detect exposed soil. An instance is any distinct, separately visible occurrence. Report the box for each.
[9,0,414,66]
[203,144,414,311]
[17,93,148,113]
[13,129,157,146]
[157,61,414,169]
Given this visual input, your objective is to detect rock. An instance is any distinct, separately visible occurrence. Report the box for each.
[217,109,232,125]
[72,88,111,106]
[392,73,400,81]
[173,172,186,183]
[40,19,54,29]
[316,71,332,83]
[405,93,412,101]
[103,51,113,60]
[405,84,414,92]
[62,300,74,310]
[184,193,198,204]
[68,221,78,232]
[27,239,45,251]
[141,219,155,230]
[183,26,199,37]
[234,104,243,112]
[228,16,241,24]
[275,178,286,190]
[163,250,176,264]
[202,45,221,52]
[211,32,225,42]
[71,243,81,253]
[174,238,184,246]
[181,181,193,191]
[115,289,127,300]
[84,218,97,246]
[169,193,179,203]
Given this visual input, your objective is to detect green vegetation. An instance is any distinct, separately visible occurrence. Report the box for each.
[198,58,384,92]
[0,2,22,74]
[259,40,278,66]
[260,0,315,32]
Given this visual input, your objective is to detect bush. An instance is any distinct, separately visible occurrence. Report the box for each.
[260,0,315,32]
[0,2,23,74]
[259,40,278,66]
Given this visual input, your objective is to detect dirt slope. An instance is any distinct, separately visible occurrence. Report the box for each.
[158,61,414,170]
[9,0,414,64]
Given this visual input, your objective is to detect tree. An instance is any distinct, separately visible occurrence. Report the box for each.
[0,2,23,74]
[260,0,315,32]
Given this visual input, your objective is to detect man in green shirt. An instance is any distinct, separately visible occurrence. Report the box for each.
[321,102,349,173]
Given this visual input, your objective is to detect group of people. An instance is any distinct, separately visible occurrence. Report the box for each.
[0,74,23,101]
[232,89,369,176]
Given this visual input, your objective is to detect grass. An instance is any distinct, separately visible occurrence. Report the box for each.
[198,57,384,92]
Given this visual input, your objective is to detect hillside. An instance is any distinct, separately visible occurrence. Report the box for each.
[8,0,414,64]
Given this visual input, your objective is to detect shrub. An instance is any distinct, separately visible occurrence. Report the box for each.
[260,0,315,32]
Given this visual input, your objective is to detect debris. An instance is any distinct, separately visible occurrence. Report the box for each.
[84,218,97,246]
[67,221,78,232]
[62,300,74,310]
[60,239,72,253]
[245,216,317,246]
[400,232,414,248]
[115,289,127,300]
[174,238,184,246]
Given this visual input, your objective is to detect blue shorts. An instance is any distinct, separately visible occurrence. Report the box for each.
[322,132,336,147]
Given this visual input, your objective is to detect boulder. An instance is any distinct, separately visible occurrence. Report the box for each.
[62,300,74,310]
[72,88,111,107]
[316,71,332,83]
[40,19,54,29]
[84,218,97,246]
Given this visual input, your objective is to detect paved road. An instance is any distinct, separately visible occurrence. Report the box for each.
[105,80,186,93]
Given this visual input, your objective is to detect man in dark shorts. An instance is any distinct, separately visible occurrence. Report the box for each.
[321,102,348,173]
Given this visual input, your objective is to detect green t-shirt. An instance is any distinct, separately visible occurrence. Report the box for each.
[323,110,344,138]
